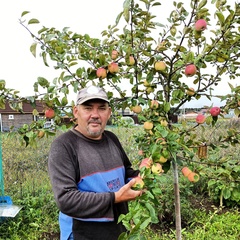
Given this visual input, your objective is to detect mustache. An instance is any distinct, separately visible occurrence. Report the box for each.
[88,120,101,124]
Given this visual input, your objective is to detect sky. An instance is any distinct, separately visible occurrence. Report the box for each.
[0,0,238,109]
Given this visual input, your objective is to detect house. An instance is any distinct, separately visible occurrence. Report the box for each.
[0,101,45,132]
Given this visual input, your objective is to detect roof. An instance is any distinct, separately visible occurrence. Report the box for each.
[0,100,45,114]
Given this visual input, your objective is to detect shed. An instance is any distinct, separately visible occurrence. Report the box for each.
[0,101,45,132]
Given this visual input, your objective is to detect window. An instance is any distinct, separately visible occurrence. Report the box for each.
[9,115,14,120]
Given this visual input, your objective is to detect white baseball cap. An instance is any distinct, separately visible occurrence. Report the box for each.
[76,85,109,105]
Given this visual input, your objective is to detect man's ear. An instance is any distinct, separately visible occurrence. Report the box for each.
[73,105,79,118]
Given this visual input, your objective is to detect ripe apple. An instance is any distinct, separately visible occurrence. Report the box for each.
[210,107,221,117]
[154,61,166,71]
[45,108,55,119]
[128,56,135,66]
[132,105,142,114]
[108,62,119,74]
[151,163,163,174]
[139,158,153,169]
[187,172,200,182]
[196,114,206,124]
[184,64,197,77]
[96,67,107,79]
[186,87,195,96]
[150,100,159,109]
[181,167,192,177]
[111,50,118,60]
[138,149,144,156]
[143,121,153,130]
[37,130,45,138]
[195,19,207,32]
[132,176,144,190]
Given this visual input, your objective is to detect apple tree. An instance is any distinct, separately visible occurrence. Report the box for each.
[1,0,240,239]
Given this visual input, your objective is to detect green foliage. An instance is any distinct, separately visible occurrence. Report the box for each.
[1,0,240,239]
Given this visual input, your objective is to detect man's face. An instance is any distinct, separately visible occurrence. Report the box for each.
[73,100,111,139]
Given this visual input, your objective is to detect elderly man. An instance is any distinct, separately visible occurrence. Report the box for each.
[48,85,141,240]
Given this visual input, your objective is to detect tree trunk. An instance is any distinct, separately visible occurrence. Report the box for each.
[172,160,182,240]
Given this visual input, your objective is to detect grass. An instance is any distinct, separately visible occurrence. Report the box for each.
[0,122,239,239]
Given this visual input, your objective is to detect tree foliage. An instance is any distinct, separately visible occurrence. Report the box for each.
[1,0,240,239]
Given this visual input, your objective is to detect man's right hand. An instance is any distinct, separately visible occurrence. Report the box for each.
[114,178,143,203]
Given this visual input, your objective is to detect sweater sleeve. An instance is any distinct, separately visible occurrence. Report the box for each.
[48,134,116,220]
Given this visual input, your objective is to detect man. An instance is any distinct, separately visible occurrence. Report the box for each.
[48,85,141,240]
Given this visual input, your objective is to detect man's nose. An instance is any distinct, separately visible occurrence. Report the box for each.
[90,108,100,117]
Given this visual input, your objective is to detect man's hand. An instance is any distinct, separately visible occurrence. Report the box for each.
[114,178,143,203]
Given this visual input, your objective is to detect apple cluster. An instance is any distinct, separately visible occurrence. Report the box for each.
[181,166,199,183]
[96,50,135,79]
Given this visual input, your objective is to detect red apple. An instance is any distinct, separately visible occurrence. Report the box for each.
[45,108,55,119]
[111,50,118,60]
[184,64,197,77]
[195,19,207,32]
[210,107,221,117]
[138,149,144,156]
[154,61,166,71]
[108,62,119,74]
[196,114,206,124]
[96,67,107,79]
[182,167,192,177]
[139,158,152,169]
[188,172,200,182]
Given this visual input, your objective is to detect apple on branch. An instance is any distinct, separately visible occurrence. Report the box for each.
[186,87,195,96]
[195,19,207,32]
[132,105,142,114]
[96,67,107,79]
[108,62,119,74]
[151,163,163,174]
[150,100,159,109]
[210,107,221,117]
[184,64,197,77]
[143,121,153,130]
[196,114,206,124]
[45,108,55,119]
[132,176,144,190]
[127,56,135,66]
[154,61,166,71]
[111,50,118,60]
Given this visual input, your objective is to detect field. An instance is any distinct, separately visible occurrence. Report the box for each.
[0,120,240,239]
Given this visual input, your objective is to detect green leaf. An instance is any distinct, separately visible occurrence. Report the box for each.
[30,43,37,58]
[223,188,231,199]
[198,0,207,9]
[21,11,30,17]
[37,77,49,88]
[215,11,225,26]
[28,18,40,25]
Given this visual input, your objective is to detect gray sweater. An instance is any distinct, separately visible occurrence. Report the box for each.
[48,128,139,239]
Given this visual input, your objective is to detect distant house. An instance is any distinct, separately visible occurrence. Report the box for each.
[0,101,45,132]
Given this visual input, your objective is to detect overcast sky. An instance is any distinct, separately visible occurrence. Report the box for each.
[0,0,238,109]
